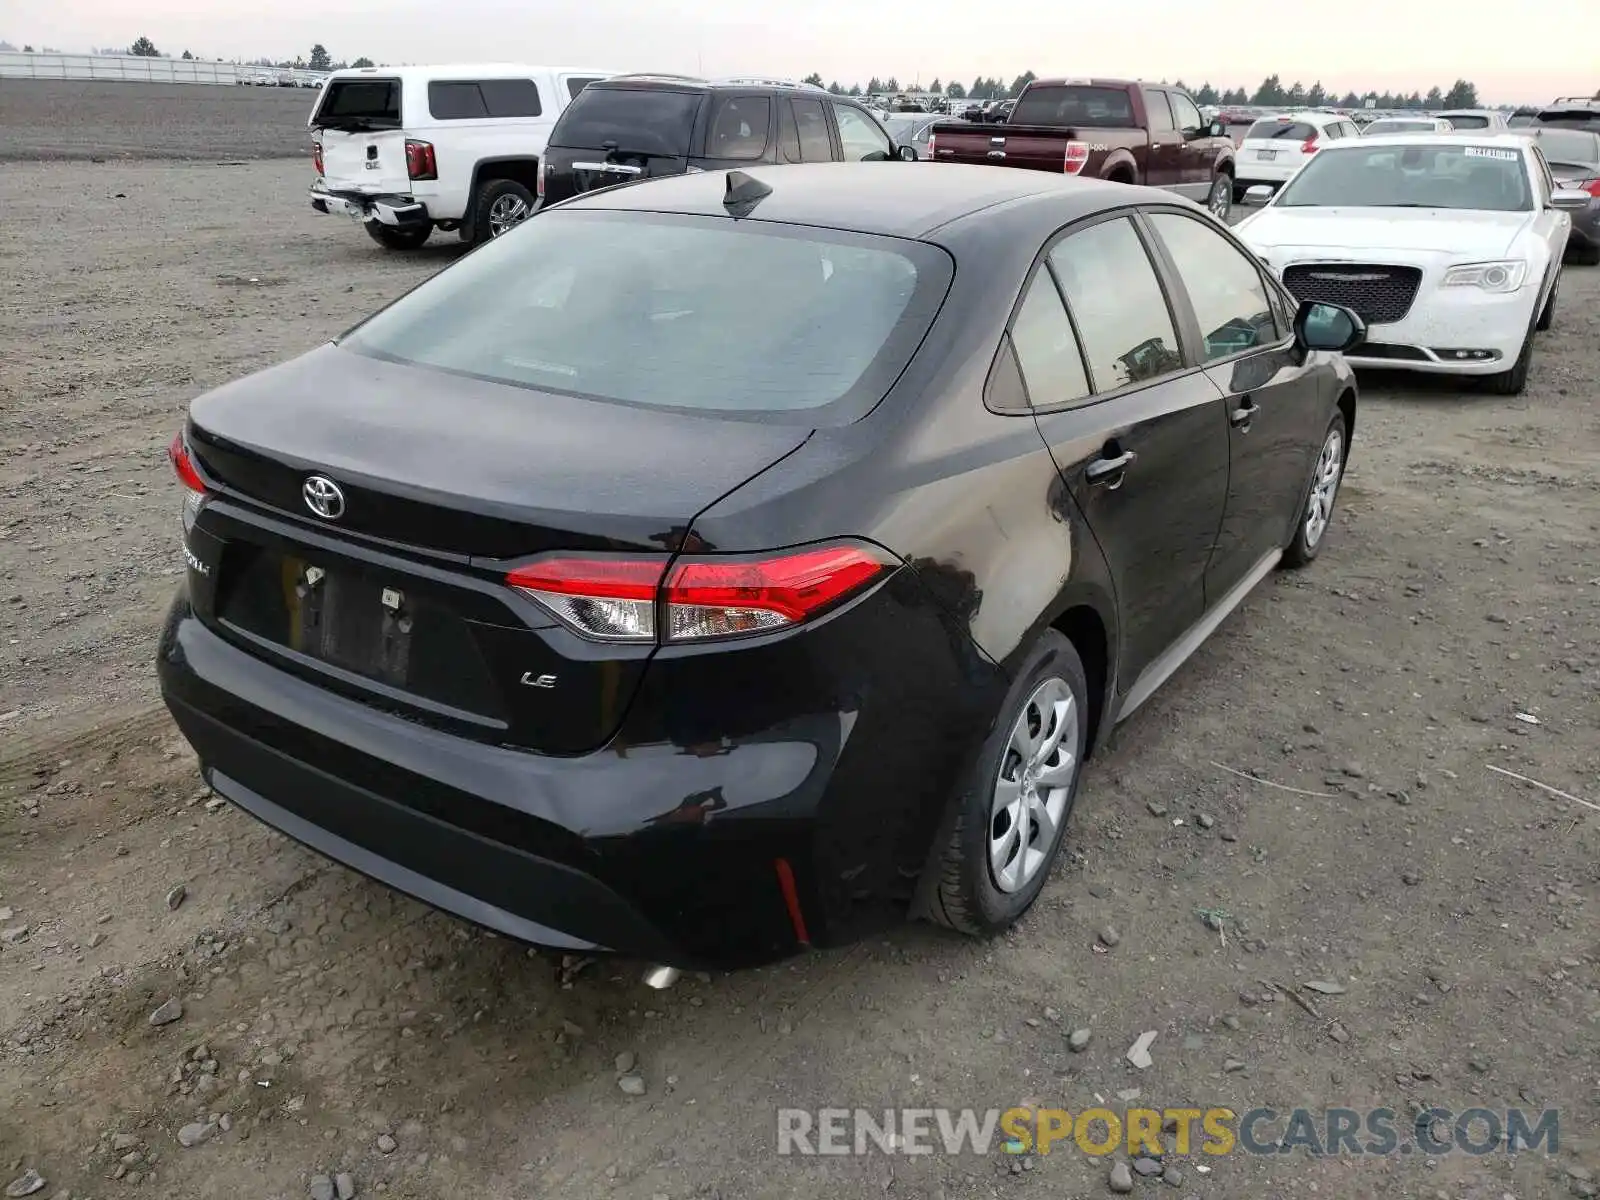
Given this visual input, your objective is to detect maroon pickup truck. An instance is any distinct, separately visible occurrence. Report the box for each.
[929,79,1237,219]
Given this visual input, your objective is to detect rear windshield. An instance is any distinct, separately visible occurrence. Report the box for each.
[549,86,703,156]
[1366,120,1434,134]
[1009,85,1134,128]
[1536,108,1600,130]
[1534,129,1600,169]
[1245,120,1316,140]
[311,78,400,129]
[1442,113,1490,129]
[340,210,953,422]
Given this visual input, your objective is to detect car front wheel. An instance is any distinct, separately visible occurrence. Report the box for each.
[1206,174,1232,222]
[1283,415,1346,567]
[926,630,1089,936]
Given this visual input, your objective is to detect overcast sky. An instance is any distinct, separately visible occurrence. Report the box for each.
[13,0,1595,105]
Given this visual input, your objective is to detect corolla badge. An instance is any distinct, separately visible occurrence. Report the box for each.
[302,475,346,520]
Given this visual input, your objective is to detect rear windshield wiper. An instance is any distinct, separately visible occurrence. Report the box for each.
[315,116,396,133]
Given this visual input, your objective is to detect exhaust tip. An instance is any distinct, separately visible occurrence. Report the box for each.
[642,965,681,990]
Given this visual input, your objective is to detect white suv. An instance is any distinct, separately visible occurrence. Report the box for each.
[1234,110,1362,201]
[308,63,619,250]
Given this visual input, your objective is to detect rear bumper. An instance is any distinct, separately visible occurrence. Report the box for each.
[157,575,1000,968]
[309,181,430,228]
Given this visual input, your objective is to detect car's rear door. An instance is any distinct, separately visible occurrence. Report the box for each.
[1141,87,1182,189]
[1140,207,1327,597]
[1023,212,1231,684]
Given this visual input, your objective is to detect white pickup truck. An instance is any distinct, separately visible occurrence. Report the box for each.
[307,63,619,250]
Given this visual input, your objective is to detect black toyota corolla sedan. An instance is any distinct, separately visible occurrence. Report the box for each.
[159,163,1363,971]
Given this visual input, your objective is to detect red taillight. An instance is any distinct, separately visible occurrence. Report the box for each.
[312,142,323,176]
[1301,134,1320,154]
[1063,141,1090,174]
[168,432,206,494]
[536,162,546,198]
[505,542,896,643]
[927,131,937,157]
[1582,177,1600,197]
[405,139,437,181]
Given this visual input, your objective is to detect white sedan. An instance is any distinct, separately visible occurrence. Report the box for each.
[1234,132,1589,394]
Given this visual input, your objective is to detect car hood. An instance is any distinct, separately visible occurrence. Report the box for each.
[1237,207,1531,258]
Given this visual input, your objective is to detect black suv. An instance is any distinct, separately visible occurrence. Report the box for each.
[536,75,915,207]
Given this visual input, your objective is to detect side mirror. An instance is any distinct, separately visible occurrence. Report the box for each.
[1241,184,1274,206]
[1208,121,1225,137]
[1294,300,1365,353]
[898,144,918,161]
[1550,187,1592,211]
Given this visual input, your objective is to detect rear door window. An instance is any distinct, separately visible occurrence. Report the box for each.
[1010,270,1091,407]
[312,78,401,128]
[1048,217,1183,392]
[549,86,703,155]
[792,99,834,161]
[707,95,772,160]
[1143,89,1175,131]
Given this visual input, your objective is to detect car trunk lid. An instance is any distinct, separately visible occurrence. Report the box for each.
[541,84,703,203]
[182,344,812,754]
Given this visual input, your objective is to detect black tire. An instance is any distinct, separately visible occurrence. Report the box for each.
[1535,276,1557,332]
[365,223,432,251]
[1206,173,1233,222]
[1485,330,1533,396]
[926,630,1089,936]
[1283,412,1348,568]
[1568,242,1600,266]
[472,178,537,244]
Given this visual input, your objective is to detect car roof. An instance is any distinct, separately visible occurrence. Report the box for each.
[556,162,1152,241]
[584,73,835,95]
[1437,108,1497,116]
[327,63,617,81]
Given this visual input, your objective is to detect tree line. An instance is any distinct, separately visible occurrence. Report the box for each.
[123,37,373,71]
[802,70,1495,110]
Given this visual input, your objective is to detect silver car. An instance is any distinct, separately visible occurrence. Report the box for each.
[882,113,941,159]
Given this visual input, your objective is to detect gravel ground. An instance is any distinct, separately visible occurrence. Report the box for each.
[0,80,316,160]
[2,158,1599,1200]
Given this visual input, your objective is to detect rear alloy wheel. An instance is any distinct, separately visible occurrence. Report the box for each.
[1283,416,1346,567]
[1206,174,1233,222]
[926,630,1088,936]
[365,223,432,251]
[474,179,537,242]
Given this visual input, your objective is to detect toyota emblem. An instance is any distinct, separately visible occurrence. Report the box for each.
[302,475,346,520]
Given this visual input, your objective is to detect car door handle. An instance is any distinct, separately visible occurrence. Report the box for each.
[1229,397,1257,429]
[1085,449,1136,487]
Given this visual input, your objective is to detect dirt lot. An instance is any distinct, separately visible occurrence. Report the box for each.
[2,157,1598,1200]
[0,81,315,161]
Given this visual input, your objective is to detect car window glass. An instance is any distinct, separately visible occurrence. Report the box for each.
[778,100,802,162]
[834,103,892,160]
[1147,213,1279,360]
[1144,90,1175,132]
[792,98,833,161]
[428,81,488,120]
[1048,218,1183,392]
[565,76,604,101]
[1010,270,1091,407]
[708,96,772,160]
[479,79,542,118]
[1169,93,1203,132]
